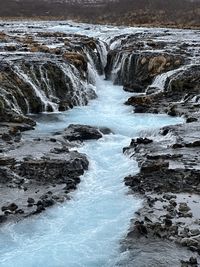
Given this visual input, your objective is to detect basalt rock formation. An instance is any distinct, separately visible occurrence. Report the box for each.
[0,30,107,126]
[125,64,200,117]
[105,50,184,91]
[104,32,189,92]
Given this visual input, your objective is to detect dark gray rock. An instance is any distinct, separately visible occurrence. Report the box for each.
[15,152,89,184]
[63,124,103,142]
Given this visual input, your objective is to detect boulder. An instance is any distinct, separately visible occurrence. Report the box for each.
[63,124,104,142]
[178,203,191,213]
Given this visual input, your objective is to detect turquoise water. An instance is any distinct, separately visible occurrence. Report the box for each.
[0,76,183,267]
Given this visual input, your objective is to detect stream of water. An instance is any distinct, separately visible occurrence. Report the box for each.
[0,74,183,266]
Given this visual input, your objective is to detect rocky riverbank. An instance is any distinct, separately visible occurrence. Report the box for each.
[0,23,108,224]
[0,122,111,224]
[105,31,200,266]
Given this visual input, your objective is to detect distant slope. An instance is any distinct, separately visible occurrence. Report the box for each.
[0,0,199,28]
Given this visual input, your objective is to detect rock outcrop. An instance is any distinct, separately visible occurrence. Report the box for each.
[0,134,89,223]
[104,31,200,265]
[125,65,200,117]
[0,31,107,125]
[105,50,184,91]
[63,124,111,142]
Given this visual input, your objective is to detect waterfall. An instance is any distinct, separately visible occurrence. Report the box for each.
[13,64,59,112]
[146,66,185,93]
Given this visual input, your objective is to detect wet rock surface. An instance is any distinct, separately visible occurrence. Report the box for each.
[125,65,200,118]
[0,112,113,224]
[105,50,184,90]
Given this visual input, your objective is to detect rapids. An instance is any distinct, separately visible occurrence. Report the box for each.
[0,74,183,266]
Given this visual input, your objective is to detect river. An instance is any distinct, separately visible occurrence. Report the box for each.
[0,62,183,267]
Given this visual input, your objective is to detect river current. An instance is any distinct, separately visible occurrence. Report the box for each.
[0,23,184,267]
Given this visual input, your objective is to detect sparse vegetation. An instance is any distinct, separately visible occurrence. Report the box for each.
[0,0,199,28]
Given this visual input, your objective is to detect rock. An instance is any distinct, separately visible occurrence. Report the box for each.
[2,203,18,212]
[99,127,113,135]
[189,257,198,265]
[123,83,145,93]
[136,138,153,145]
[105,49,184,89]
[63,124,103,141]
[140,160,169,173]
[181,258,198,267]
[185,140,200,147]
[190,229,200,236]
[0,157,16,166]
[172,143,184,149]
[0,34,105,124]
[186,117,198,123]
[15,209,24,214]
[164,218,173,227]
[168,65,200,96]
[1,133,12,142]
[43,198,55,207]
[179,203,191,213]
[180,237,198,247]
[169,199,177,207]
[16,152,89,184]
[144,216,152,223]
[50,146,69,154]
[35,205,45,214]
[49,138,57,143]
[163,194,177,200]
[134,221,148,236]
[0,215,7,223]
[63,52,87,71]
[27,198,35,204]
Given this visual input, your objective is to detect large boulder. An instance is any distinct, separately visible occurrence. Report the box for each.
[63,124,106,142]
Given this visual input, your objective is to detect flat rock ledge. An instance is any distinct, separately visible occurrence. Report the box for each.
[123,121,200,266]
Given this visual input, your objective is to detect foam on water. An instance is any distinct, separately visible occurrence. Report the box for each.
[0,75,183,267]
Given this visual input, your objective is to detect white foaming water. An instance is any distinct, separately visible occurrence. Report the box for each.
[147,65,189,93]
[14,65,58,112]
[0,77,183,267]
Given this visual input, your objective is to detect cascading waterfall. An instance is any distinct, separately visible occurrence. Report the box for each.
[0,39,108,117]
[14,64,59,112]
[109,52,134,86]
[110,52,126,83]
[97,41,108,68]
